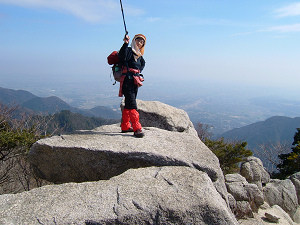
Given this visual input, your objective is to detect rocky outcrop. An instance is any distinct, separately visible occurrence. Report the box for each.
[1,99,300,224]
[263,179,298,218]
[225,156,300,224]
[28,123,228,204]
[240,157,270,190]
[4,99,238,224]
[225,174,249,202]
[0,166,239,225]
[225,173,264,218]
[121,99,197,135]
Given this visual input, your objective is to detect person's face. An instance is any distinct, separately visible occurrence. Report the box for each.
[135,38,145,49]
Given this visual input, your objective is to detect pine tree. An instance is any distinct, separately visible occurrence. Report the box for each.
[204,138,252,174]
[276,128,300,178]
[195,122,253,174]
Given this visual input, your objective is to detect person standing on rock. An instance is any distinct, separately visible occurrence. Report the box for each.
[118,34,146,138]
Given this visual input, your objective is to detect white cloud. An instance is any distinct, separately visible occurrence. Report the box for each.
[262,23,300,32]
[274,2,300,17]
[146,17,161,23]
[233,24,300,35]
[232,3,300,36]
[0,0,144,23]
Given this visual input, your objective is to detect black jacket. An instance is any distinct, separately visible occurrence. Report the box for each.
[119,43,145,72]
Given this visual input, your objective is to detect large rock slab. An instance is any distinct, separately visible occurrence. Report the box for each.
[263,179,298,218]
[28,124,228,202]
[121,99,197,135]
[0,166,238,225]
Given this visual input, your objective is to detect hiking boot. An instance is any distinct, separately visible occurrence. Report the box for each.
[134,129,144,138]
[122,127,134,133]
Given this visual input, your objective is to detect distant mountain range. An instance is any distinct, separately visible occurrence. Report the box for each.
[0,87,121,119]
[219,116,300,172]
[0,87,36,105]
[219,116,300,149]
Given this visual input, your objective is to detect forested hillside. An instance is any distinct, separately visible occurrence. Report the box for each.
[21,96,73,114]
[33,110,120,135]
[0,87,121,119]
[0,87,37,105]
[219,116,300,149]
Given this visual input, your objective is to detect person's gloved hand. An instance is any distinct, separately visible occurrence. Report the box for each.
[123,35,130,44]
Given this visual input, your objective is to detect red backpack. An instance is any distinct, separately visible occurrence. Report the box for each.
[107,51,122,84]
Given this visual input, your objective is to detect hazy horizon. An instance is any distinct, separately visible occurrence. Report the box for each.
[2,72,300,136]
[1,73,299,107]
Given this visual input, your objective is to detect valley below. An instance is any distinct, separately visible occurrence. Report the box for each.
[2,76,300,137]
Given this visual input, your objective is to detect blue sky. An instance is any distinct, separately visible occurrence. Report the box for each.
[1,0,300,98]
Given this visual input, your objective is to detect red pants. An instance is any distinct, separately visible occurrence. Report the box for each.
[121,108,142,131]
